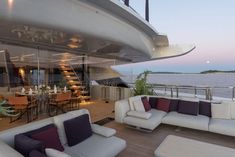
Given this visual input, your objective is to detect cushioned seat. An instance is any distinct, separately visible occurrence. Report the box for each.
[123,109,167,130]
[209,119,235,136]
[64,134,126,157]
[162,112,209,131]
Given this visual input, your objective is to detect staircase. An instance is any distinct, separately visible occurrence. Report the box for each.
[59,63,90,101]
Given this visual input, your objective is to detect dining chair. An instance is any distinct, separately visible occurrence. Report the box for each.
[7,96,38,123]
[48,92,72,116]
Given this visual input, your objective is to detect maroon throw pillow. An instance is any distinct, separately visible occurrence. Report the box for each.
[31,126,64,151]
[156,98,171,112]
[141,97,151,111]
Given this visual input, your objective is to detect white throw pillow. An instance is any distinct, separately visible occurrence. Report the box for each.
[227,101,235,119]
[127,111,152,119]
[133,99,145,112]
[211,102,231,119]
[45,148,71,157]
[129,96,141,110]
[91,124,116,137]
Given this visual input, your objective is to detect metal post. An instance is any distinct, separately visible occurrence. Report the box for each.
[232,87,235,101]
[176,87,179,98]
[2,50,10,91]
[145,0,149,22]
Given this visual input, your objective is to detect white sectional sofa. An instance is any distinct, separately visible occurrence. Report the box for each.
[115,98,167,130]
[0,109,126,157]
[115,95,235,137]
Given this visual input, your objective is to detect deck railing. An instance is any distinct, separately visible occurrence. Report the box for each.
[128,83,235,101]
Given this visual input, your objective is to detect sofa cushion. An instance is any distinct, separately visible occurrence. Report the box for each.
[64,134,126,157]
[124,109,167,130]
[209,119,235,136]
[15,134,44,157]
[133,99,145,112]
[46,148,71,157]
[227,101,235,119]
[129,96,141,110]
[64,114,92,147]
[178,100,199,116]
[157,98,171,112]
[31,126,64,151]
[53,112,80,145]
[211,102,231,119]
[149,97,158,108]
[91,124,116,138]
[127,111,152,119]
[29,150,47,157]
[0,140,24,157]
[199,101,211,117]
[141,97,151,111]
[169,98,179,111]
[162,111,209,131]
[25,124,55,137]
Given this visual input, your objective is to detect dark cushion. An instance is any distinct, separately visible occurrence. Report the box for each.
[29,150,47,157]
[169,99,179,111]
[64,114,92,147]
[156,98,171,112]
[178,100,199,116]
[15,134,44,157]
[25,124,55,137]
[141,97,151,111]
[199,101,211,117]
[30,126,64,151]
[149,97,158,108]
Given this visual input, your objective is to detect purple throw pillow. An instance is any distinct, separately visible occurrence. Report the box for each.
[141,97,151,111]
[31,126,64,151]
[178,100,199,116]
[29,150,47,157]
[169,99,179,111]
[15,134,44,157]
[149,97,158,108]
[199,101,211,117]
[64,114,92,147]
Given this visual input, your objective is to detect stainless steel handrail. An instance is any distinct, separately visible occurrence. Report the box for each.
[128,83,235,101]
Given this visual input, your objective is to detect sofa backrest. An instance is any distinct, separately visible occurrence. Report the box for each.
[0,109,90,148]
[0,118,54,147]
[115,99,130,123]
[0,140,23,157]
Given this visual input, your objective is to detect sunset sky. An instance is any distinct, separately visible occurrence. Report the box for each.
[113,0,235,74]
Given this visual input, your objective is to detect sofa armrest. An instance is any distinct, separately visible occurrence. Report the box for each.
[91,124,116,137]
[127,111,152,119]
[115,99,130,123]
[0,140,24,157]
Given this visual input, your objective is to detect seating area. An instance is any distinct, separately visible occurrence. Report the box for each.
[0,109,126,157]
[115,95,235,156]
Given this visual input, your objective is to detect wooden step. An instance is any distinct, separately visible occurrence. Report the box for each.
[61,68,72,71]
[63,71,74,75]
[66,76,79,80]
[68,81,81,85]
[71,85,86,90]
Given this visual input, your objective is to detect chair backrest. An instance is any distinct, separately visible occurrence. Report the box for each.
[55,92,71,102]
[8,96,28,106]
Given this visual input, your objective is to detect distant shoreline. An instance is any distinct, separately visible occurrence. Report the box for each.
[150,70,235,74]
